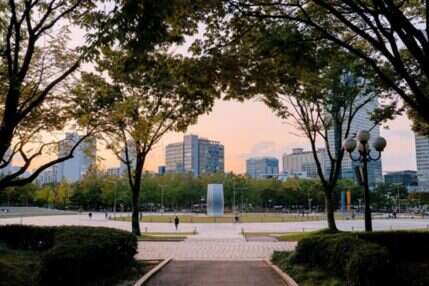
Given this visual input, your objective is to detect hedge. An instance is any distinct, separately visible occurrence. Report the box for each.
[357,231,429,263]
[0,225,137,286]
[288,233,394,286]
[0,225,56,251]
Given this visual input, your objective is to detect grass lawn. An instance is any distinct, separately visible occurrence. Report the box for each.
[244,230,323,241]
[138,232,196,241]
[0,244,157,286]
[114,213,353,223]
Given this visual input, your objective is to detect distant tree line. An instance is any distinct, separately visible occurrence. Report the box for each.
[0,171,419,213]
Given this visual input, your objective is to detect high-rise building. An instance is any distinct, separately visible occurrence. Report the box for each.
[246,157,279,179]
[384,170,418,187]
[282,148,327,178]
[105,167,121,177]
[57,133,96,182]
[327,96,383,186]
[35,165,60,185]
[165,142,184,173]
[165,134,224,176]
[119,140,137,175]
[415,134,429,186]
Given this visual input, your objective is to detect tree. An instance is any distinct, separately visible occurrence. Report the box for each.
[222,0,429,134]
[72,50,217,235]
[0,0,214,191]
[0,0,101,190]
[198,18,380,230]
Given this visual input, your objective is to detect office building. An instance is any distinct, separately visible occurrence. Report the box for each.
[165,142,185,173]
[106,167,121,177]
[384,170,418,187]
[246,157,279,179]
[36,165,60,185]
[165,135,224,176]
[282,148,327,178]
[119,140,137,175]
[415,134,429,186]
[57,133,96,183]
[327,96,383,186]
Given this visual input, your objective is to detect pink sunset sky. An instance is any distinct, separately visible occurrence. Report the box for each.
[66,25,417,175]
[128,99,417,174]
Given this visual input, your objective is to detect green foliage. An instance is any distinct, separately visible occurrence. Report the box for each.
[288,233,394,286]
[357,231,429,263]
[39,227,137,286]
[2,173,364,211]
[0,225,137,286]
[272,251,344,286]
[0,225,56,251]
[0,246,42,286]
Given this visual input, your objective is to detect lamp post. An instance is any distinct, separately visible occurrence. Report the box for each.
[343,130,386,232]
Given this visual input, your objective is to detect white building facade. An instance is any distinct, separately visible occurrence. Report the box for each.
[282,148,327,178]
[415,134,429,187]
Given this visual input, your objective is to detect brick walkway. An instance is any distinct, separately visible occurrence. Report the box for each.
[144,261,287,286]
[136,240,296,260]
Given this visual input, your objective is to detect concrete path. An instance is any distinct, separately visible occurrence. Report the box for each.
[144,261,287,286]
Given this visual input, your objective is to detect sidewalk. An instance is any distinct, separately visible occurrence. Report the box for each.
[144,261,287,286]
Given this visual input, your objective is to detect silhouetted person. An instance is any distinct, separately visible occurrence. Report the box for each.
[88,212,92,219]
[234,215,239,223]
[174,216,179,230]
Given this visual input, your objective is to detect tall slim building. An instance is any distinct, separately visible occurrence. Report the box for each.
[57,132,96,182]
[282,148,327,178]
[165,134,224,176]
[415,134,429,186]
[119,140,137,175]
[246,157,279,179]
[327,96,383,186]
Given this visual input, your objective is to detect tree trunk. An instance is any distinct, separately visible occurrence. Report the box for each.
[325,189,338,232]
[130,153,145,236]
[131,185,141,236]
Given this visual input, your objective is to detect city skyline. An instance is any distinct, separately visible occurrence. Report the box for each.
[24,99,417,175]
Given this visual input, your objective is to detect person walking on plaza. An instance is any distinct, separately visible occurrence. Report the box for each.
[174,216,180,231]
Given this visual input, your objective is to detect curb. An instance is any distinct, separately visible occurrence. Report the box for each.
[264,259,299,286]
[134,257,172,286]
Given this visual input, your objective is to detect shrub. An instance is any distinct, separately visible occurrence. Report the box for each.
[0,225,55,251]
[0,225,137,286]
[288,233,393,286]
[345,242,393,286]
[40,226,137,286]
[357,231,429,263]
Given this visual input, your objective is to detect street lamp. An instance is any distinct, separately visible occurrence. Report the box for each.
[343,130,386,232]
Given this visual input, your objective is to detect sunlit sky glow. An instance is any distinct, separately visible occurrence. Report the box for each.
[30,23,417,175]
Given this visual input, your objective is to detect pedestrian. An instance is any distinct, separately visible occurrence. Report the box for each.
[174,216,179,231]
[88,212,92,219]
[105,211,108,219]
[234,214,239,223]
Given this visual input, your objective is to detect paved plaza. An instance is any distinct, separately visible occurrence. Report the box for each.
[136,240,296,261]
[2,213,429,260]
[144,261,287,286]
